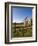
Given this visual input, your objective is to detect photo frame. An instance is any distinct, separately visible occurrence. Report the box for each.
[5,2,37,44]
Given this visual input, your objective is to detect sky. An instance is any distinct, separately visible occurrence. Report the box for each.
[11,7,32,23]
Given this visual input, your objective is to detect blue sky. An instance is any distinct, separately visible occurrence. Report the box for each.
[11,7,32,23]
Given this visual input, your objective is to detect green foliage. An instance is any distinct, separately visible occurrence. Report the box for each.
[11,27,32,38]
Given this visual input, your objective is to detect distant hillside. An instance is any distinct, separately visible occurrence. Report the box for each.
[12,22,24,25]
[12,22,24,28]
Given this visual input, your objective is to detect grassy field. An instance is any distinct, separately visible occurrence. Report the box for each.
[11,23,32,38]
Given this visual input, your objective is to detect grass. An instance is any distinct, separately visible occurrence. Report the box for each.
[11,26,32,38]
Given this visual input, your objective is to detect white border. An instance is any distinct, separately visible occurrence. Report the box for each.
[9,4,36,42]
